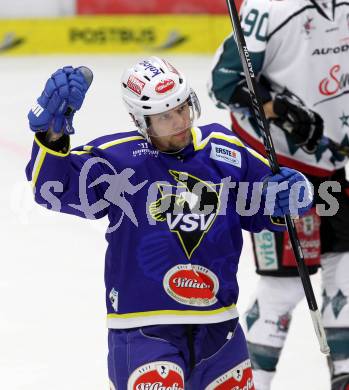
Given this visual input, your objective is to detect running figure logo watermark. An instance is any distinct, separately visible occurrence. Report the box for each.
[68,157,147,233]
[34,157,341,234]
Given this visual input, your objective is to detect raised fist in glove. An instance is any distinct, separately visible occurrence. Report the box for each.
[272,89,323,153]
[263,167,313,217]
[28,66,92,135]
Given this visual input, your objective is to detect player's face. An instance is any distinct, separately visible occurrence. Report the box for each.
[147,102,192,152]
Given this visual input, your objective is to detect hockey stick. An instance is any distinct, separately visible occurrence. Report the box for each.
[226,0,330,355]
[320,136,349,157]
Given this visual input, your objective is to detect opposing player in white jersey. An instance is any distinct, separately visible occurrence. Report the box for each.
[209,0,349,389]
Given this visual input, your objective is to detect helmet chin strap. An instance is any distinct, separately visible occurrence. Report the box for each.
[137,127,152,144]
[133,93,201,145]
[137,124,193,153]
[161,146,186,154]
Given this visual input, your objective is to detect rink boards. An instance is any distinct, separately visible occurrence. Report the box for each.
[0,15,232,55]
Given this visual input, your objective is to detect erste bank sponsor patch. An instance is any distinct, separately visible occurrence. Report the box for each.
[210,143,241,167]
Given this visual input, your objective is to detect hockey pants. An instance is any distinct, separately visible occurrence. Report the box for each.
[108,318,255,389]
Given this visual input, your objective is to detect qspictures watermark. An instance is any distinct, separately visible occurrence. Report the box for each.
[26,157,342,233]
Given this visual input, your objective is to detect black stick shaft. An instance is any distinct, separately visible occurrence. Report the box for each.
[225,0,329,354]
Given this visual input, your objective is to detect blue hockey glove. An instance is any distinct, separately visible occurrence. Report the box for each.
[263,167,313,217]
[28,66,92,134]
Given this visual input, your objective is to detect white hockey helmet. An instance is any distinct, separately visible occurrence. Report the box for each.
[121,56,201,140]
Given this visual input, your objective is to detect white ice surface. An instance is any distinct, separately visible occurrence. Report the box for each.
[0,55,328,389]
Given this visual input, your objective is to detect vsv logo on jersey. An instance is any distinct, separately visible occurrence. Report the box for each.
[149,170,222,258]
[210,143,242,168]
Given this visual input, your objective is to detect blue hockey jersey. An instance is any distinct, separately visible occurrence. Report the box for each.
[26,123,285,328]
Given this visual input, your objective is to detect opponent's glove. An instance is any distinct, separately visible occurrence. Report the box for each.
[272,89,324,153]
[28,66,92,135]
[263,167,313,217]
[231,77,272,109]
[331,373,349,390]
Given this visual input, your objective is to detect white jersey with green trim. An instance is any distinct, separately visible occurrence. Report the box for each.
[210,0,349,176]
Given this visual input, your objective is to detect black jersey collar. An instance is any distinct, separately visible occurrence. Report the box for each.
[309,0,336,20]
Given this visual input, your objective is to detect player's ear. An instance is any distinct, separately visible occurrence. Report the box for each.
[129,113,140,128]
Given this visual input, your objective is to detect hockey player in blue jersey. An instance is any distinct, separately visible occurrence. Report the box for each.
[26,58,312,389]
